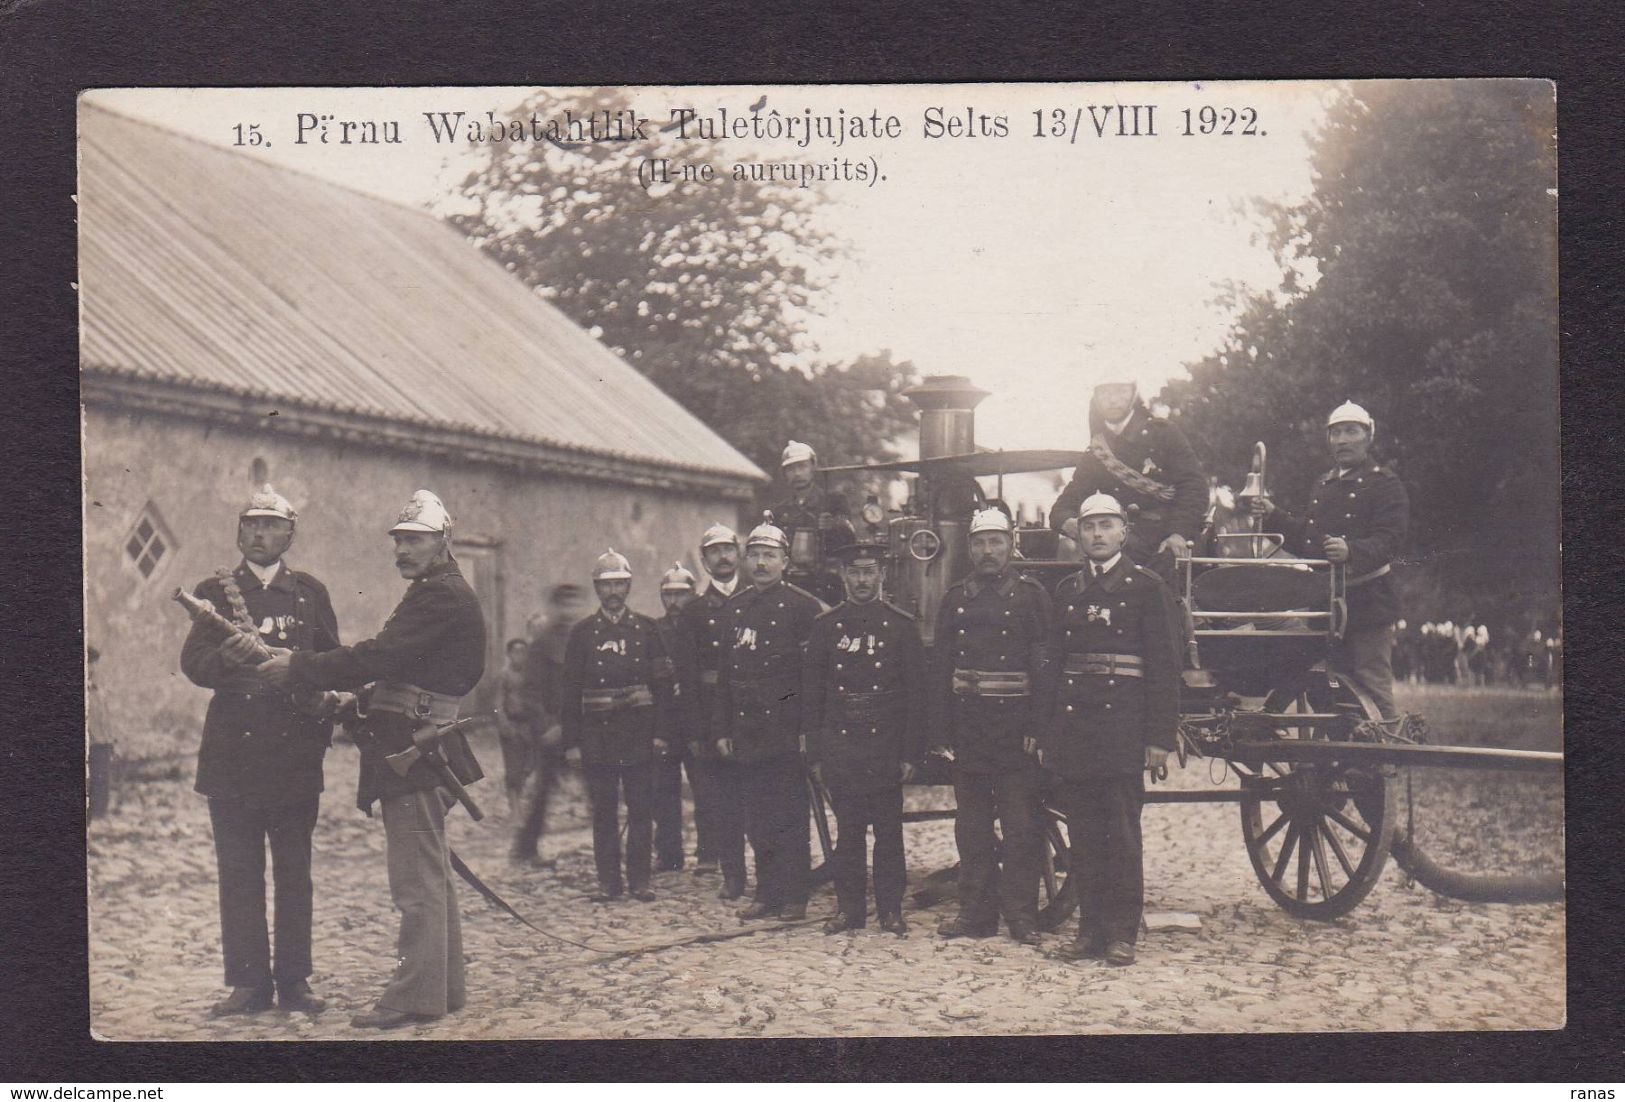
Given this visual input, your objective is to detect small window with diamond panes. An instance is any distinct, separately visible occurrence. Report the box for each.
[124,505,175,579]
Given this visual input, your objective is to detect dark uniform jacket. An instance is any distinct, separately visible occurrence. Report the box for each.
[1050,404,1208,547]
[1038,555,1181,778]
[561,608,674,766]
[288,558,486,810]
[927,567,1053,774]
[672,580,740,757]
[1272,458,1409,630]
[801,598,927,794]
[180,561,340,806]
[711,579,824,765]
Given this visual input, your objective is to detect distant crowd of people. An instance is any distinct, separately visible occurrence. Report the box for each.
[1392,620,1562,689]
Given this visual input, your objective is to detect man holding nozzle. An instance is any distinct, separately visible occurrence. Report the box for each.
[179,485,340,1018]
[259,489,487,1030]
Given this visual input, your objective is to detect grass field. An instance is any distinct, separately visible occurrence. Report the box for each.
[1391,685,1564,878]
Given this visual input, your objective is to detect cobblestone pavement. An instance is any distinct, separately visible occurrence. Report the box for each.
[88,689,1565,1040]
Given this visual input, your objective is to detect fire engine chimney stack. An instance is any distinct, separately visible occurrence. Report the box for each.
[905,375,990,460]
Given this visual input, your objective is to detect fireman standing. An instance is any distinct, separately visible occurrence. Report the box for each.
[652,561,698,871]
[801,541,926,935]
[712,519,825,921]
[929,507,1053,946]
[673,524,750,899]
[1039,493,1180,967]
[560,549,675,902]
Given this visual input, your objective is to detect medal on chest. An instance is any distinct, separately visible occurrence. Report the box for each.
[838,632,877,655]
[1087,604,1112,626]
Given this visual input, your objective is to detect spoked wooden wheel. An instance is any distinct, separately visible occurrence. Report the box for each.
[1237,671,1397,920]
[1036,801,1077,931]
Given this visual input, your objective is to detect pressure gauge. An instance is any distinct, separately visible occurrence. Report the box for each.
[907,528,942,561]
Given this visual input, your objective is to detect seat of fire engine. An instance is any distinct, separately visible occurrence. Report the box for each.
[1185,548,1345,697]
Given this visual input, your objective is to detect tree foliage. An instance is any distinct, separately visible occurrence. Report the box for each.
[1161,81,1558,619]
[445,87,920,486]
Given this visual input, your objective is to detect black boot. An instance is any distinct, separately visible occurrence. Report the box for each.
[823,912,861,935]
[277,979,327,1014]
[210,985,273,1018]
[937,914,998,939]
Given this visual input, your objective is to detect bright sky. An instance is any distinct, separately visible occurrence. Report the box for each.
[84,83,1332,456]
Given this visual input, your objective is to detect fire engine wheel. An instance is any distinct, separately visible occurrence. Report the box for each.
[1237,672,1397,920]
[1036,802,1077,931]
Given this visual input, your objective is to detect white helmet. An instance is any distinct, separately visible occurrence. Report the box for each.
[968,507,1012,535]
[780,440,817,467]
[1327,400,1375,435]
[700,523,740,550]
[241,484,297,523]
[1076,492,1126,521]
[659,561,697,592]
[592,548,633,581]
[390,490,452,534]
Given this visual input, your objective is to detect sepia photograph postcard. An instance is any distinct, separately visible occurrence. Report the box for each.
[78,80,1562,1042]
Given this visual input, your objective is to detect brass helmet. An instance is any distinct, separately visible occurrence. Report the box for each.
[745,519,790,550]
[591,547,633,581]
[241,484,297,524]
[389,489,452,534]
[659,561,698,592]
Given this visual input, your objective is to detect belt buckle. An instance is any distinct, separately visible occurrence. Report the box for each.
[414,691,433,719]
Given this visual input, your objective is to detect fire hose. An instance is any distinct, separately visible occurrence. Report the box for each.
[1389,833,1564,904]
[1387,728,1564,905]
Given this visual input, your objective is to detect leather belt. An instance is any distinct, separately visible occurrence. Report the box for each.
[1346,563,1392,588]
[952,669,1032,697]
[370,682,463,723]
[582,684,655,713]
[1063,653,1144,678]
[834,689,896,721]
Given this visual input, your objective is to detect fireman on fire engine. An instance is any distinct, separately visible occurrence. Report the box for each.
[1250,400,1410,720]
[1050,382,1208,581]
[768,439,856,606]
